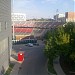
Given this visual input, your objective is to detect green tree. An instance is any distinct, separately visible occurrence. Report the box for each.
[44,22,75,62]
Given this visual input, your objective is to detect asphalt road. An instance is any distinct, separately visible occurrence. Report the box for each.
[12,41,49,75]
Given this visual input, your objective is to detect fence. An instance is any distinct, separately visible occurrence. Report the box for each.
[12,39,37,45]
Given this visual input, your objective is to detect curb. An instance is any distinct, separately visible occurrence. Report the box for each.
[47,59,56,75]
[10,57,23,75]
[47,68,56,75]
[53,57,66,75]
[10,62,21,75]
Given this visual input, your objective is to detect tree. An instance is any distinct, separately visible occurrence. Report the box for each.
[44,22,75,62]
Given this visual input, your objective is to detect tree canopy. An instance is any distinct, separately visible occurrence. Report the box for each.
[44,22,75,62]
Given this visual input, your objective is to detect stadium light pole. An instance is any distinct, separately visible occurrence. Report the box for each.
[13,22,15,40]
[56,9,59,22]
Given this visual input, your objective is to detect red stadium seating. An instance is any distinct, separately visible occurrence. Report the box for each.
[14,28,33,33]
[12,21,65,35]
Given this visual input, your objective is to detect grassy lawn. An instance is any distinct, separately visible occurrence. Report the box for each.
[4,63,14,75]
[48,59,57,75]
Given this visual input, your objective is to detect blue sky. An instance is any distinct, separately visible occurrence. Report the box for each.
[13,0,75,19]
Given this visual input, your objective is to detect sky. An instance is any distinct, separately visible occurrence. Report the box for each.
[13,0,75,19]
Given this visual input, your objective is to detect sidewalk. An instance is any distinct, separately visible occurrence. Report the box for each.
[46,59,56,75]
[10,57,22,75]
[53,57,66,75]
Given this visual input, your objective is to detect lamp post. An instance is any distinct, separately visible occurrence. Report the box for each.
[12,22,15,43]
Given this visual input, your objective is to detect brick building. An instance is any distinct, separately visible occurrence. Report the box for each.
[65,12,75,22]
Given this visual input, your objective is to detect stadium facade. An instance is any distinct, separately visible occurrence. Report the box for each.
[12,21,64,41]
[0,0,12,74]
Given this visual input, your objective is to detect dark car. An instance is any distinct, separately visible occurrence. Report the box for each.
[33,43,39,46]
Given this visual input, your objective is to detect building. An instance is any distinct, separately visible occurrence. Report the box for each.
[0,0,12,74]
[11,13,27,40]
[12,13,26,21]
[65,12,75,22]
[54,14,65,22]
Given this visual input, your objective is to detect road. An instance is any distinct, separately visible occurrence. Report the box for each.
[12,41,49,75]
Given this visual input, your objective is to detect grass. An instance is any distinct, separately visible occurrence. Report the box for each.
[4,63,14,75]
[48,59,57,75]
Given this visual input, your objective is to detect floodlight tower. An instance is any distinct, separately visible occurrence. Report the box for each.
[56,9,59,22]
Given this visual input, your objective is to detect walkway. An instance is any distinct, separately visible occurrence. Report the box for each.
[53,57,66,75]
[10,57,22,75]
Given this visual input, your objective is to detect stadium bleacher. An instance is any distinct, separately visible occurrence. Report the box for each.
[12,21,65,40]
[14,28,33,33]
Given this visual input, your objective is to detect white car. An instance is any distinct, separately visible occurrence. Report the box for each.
[27,43,33,47]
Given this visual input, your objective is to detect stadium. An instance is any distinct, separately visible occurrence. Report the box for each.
[12,21,65,43]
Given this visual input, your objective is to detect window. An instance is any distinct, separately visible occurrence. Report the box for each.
[5,22,7,29]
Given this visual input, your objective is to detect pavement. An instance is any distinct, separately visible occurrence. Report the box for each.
[10,40,49,75]
[10,56,49,75]
[10,40,66,75]
[10,57,23,75]
[10,56,66,75]
[53,57,66,75]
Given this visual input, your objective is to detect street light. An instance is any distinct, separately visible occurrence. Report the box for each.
[12,22,15,40]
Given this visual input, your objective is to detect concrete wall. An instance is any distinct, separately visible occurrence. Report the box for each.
[0,0,11,74]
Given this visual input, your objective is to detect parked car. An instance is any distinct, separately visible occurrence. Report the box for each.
[27,43,33,47]
[33,43,39,46]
